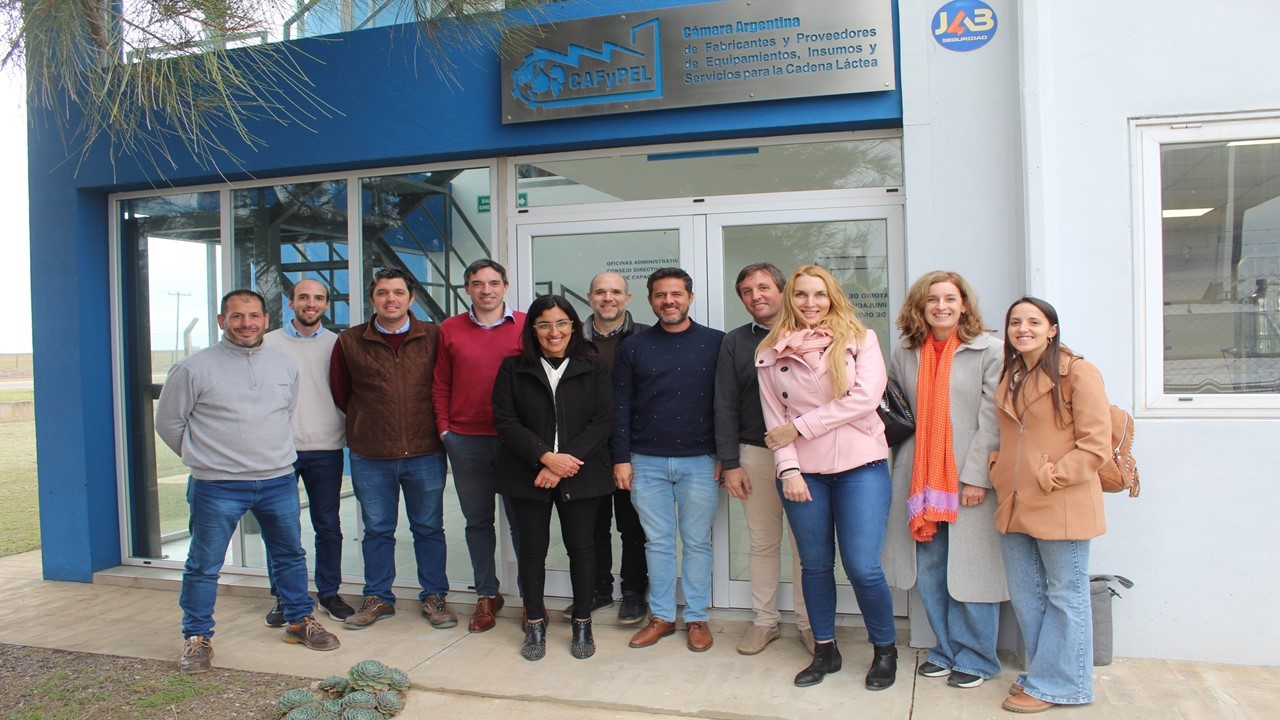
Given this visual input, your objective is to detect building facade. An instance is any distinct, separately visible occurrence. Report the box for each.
[28,0,1280,664]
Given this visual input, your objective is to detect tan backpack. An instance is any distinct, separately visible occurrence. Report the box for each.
[1062,359,1141,497]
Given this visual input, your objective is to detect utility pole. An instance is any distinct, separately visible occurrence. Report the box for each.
[168,291,191,363]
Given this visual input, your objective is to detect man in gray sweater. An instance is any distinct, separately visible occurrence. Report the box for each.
[156,289,340,674]
[714,263,811,656]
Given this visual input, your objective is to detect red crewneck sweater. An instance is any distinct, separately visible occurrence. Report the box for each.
[431,310,525,435]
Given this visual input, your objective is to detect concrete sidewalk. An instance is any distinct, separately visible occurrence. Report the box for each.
[1,551,1275,719]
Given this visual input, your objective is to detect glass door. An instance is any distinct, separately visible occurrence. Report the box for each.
[117,192,224,564]
[513,216,696,597]
[707,205,907,616]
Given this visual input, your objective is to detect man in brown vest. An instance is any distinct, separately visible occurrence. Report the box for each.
[330,268,458,631]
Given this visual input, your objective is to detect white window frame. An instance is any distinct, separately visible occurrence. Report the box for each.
[1134,111,1280,416]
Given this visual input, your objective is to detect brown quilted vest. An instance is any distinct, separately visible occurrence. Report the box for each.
[336,317,443,459]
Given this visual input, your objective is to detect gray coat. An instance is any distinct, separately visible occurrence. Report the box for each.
[882,332,1009,603]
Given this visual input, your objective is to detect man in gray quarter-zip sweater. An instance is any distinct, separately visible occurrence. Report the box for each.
[156,290,340,675]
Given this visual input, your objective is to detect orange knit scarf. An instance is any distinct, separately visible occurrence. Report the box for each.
[907,332,961,542]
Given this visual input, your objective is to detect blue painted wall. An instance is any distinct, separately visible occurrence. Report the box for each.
[28,0,901,580]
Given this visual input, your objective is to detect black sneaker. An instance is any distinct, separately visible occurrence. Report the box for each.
[918,661,949,677]
[559,592,615,620]
[617,592,649,625]
[319,594,355,622]
[948,670,985,688]
[264,601,285,628]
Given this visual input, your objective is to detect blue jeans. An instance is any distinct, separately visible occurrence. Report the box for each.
[267,449,346,599]
[629,453,718,623]
[916,523,1001,678]
[443,432,520,598]
[180,475,313,638]
[1000,532,1094,705]
[350,450,448,602]
[781,460,896,646]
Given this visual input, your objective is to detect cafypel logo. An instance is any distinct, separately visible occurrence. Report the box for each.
[932,0,997,52]
[511,18,663,110]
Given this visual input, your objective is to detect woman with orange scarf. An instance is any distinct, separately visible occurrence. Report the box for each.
[883,271,1007,689]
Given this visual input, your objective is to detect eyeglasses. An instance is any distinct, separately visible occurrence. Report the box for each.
[534,320,573,332]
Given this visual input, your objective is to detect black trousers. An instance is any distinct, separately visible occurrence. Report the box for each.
[591,489,649,597]
[509,492,601,621]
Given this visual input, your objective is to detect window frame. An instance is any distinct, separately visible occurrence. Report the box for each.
[1134,111,1280,416]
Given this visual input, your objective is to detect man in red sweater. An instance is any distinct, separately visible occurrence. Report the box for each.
[432,259,526,632]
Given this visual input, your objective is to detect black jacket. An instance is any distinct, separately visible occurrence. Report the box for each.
[492,354,614,502]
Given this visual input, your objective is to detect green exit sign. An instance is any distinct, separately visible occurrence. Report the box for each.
[478,193,528,213]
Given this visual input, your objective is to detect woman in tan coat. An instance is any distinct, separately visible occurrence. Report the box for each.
[990,297,1109,714]
[884,271,1007,690]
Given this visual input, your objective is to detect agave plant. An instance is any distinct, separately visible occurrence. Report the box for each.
[387,668,410,694]
[340,708,386,720]
[321,699,344,714]
[284,706,322,720]
[318,675,350,697]
[277,687,320,717]
[341,690,379,711]
[347,660,394,694]
[374,690,404,716]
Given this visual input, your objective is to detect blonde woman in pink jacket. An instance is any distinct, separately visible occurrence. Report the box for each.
[757,265,896,691]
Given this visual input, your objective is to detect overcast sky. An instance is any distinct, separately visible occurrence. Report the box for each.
[0,74,31,354]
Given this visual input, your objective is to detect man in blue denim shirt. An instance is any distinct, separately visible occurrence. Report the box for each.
[156,289,340,675]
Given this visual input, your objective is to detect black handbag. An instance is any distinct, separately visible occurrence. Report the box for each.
[878,378,915,447]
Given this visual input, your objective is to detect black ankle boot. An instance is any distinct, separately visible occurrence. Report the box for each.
[521,619,547,661]
[795,640,843,687]
[571,618,595,659]
[865,643,897,690]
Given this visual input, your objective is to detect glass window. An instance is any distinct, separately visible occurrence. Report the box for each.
[118,192,222,562]
[361,167,492,322]
[1142,119,1280,408]
[232,180,351,330]
[723,220,892,359]
[518,138,903,208]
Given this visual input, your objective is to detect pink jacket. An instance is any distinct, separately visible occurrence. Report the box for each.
[756,329,889,476]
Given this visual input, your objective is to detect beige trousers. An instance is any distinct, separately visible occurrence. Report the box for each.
[738,443,809,630]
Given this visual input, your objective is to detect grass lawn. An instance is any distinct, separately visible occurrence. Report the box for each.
[0,420,39,557]
[0,388,34,403]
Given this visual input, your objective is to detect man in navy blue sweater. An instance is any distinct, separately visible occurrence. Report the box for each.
[612,267,725,653]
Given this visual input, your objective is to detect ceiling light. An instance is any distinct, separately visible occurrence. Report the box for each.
[1162,208,1213,218]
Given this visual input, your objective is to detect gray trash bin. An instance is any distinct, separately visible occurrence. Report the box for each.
[1090,574,1134,666]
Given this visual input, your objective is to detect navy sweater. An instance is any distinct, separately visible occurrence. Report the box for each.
[611,321,725,461]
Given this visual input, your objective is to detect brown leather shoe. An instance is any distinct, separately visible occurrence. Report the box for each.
[282,616,341,651]
[343,595,396,629]
[422,594,458,629]
[628,617,676,648]
[1002,693,1055,713]
[468,594,505,633]
[1010,682,1025,696]
[686,621,713,652]
[178,636,213,674]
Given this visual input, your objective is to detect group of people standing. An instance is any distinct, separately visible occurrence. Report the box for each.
[881,272,1110,713]
[158,257,1109,715]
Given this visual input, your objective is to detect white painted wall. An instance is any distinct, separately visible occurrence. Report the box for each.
[907,0,1280,665]
[1028,0,1280,665]
[899,0,1024,325]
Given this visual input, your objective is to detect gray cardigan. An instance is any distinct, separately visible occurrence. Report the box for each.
[881,332,1009,603]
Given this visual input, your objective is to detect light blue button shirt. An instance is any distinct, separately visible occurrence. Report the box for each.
[468,304,515,329]
[284,319,325,339]
[374,317,412,334]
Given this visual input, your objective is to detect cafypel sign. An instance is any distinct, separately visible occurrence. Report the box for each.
[501,0,896,123]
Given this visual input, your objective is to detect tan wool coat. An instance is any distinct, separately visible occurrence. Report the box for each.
[883,332,1009,603]
[989,352,1109,541]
